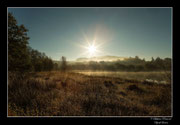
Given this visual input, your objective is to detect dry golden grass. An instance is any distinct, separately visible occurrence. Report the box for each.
[8,71,171,116]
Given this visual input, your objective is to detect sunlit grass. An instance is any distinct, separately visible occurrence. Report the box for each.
[8,71,171,116]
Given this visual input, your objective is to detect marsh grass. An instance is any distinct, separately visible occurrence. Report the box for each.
[8,71,171,116]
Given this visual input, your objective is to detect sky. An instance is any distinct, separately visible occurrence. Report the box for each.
[8,8,172,61]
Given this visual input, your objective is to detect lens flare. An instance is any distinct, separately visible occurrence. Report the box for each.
[74,28,112,58]
[88,44,96,56]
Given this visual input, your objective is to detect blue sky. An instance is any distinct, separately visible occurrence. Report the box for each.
[8,8,172,61]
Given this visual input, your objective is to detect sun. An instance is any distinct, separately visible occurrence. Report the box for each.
[76,32,107,58]
[88,44,96,56]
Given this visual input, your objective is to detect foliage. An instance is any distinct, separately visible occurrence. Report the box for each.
[8,12,32,72]
[68,56,171,72]
[8,13,54,72]
[28,47,53,72]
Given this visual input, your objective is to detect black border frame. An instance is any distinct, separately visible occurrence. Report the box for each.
[1,0,178,124]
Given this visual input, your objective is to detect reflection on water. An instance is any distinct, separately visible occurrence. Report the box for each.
[74,71,171,84]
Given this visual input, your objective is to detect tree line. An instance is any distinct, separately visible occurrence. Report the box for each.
[8,12,54,72]
[66,56,171,71]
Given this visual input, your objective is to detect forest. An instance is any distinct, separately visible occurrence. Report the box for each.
[64,57,171,71]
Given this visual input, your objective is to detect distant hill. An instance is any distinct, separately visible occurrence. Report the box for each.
[76,55,128,62]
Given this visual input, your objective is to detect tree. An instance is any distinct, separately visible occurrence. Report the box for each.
[61,56,67,72]
[135,56,139,59]
[154,57,164,70]
[43,57,53,71]
[28,48,54,72]
[151,57,155,62]
[8,12,32,72]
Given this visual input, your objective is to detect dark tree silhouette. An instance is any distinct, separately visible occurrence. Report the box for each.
[8,12,32,72]
[69,56,171,72]
[29,48,54,72]
[8,13,54,72]
[61,56,67,72]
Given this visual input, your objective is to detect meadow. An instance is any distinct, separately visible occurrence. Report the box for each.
[8,71,171,116]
